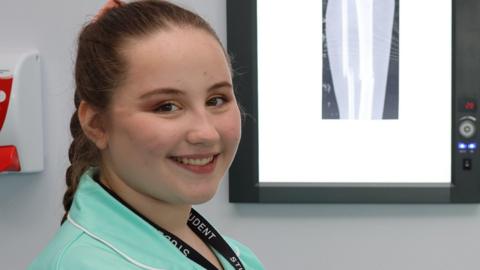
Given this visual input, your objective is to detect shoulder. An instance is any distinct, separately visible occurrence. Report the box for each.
[57,240,140,270]
[223,236,266,270]
[28,222,136,270]
[28,221,188,270]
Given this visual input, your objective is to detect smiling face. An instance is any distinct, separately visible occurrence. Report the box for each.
[99,26,241,205]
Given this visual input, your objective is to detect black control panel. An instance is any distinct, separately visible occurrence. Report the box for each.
[452,0,480,202]
[457,102,477,169]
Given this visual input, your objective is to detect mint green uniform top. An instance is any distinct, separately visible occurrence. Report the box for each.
[28,168,264,270]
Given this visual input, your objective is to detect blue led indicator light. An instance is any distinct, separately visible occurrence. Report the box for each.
[458,142,467,150]
[468,143,477,150]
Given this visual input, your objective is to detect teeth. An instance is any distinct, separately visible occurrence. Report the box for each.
[174,156,214,166]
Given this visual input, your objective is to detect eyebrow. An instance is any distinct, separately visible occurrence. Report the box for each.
[139,81,233,100]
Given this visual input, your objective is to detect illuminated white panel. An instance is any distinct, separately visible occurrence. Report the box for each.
[257,0,451,183]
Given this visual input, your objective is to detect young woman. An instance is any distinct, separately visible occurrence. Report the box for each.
[29,1,264,269]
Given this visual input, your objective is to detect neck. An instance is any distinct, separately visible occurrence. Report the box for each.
[98,169,192,235]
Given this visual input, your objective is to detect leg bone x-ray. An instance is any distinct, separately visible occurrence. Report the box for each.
[325,0,396,120]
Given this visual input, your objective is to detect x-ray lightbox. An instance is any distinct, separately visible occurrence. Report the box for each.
[227,0,480,203]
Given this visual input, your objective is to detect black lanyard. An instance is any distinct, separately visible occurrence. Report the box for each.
[159,209,245,270]
[96,180,245,270]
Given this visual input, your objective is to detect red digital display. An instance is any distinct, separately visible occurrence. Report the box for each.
[459,99,477,112]
[465,101,476,111]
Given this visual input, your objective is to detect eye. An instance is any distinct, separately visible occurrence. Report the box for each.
[206,96,226,107]
[154,102,180,113]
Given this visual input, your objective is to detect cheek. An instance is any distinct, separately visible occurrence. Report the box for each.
[112,115,183,156]
[219,108,242,146]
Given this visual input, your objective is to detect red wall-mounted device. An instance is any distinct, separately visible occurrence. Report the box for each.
[0,50,43,173]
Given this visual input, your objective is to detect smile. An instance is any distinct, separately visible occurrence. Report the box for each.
[169,154,219,174]
[172,156,214,166]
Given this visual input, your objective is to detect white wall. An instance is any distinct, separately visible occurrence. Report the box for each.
[1,1,480,269]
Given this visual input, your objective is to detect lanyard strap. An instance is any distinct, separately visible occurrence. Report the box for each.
[95,180,244,270]
[158,226,219,270]
[188,209,245,270]
[155,209,245,270]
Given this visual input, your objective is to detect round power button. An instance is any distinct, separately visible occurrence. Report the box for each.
[459,120,476,138]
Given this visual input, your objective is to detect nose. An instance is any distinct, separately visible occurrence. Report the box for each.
[186,110,220,146]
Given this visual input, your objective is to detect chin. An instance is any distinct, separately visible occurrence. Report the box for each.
[184,187,218,205]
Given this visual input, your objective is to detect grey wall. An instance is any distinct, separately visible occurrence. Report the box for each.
[1,1,480,269]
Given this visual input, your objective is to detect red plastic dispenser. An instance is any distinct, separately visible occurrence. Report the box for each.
[0,50,43,173]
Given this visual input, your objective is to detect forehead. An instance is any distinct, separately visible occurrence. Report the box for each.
[117,27,231,97]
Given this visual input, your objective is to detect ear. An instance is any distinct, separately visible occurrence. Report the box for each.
[78,100,109,150]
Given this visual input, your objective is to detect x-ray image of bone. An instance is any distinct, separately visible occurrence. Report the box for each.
[325,0,397,119]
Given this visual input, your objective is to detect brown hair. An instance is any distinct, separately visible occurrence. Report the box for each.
[62,0,231,224]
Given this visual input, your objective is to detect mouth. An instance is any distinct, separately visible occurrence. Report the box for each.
[169,154,220,174]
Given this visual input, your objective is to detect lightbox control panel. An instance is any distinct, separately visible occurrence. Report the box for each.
[457,99,478,171]
[456,98,480,171]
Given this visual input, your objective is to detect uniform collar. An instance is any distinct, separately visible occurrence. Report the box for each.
[68,167,197,269]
